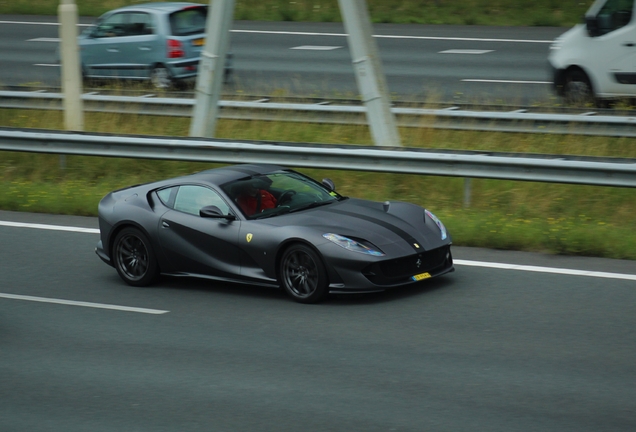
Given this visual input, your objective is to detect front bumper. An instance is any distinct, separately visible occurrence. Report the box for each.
[327,246,455,294]
[95,240,112,266]
[549,61,567,95]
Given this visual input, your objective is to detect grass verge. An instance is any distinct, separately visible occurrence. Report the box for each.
[0,0,593,27]
[1,107,635,260]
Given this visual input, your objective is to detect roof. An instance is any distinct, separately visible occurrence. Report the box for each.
[112,2,206,13]
[192,164,287,185]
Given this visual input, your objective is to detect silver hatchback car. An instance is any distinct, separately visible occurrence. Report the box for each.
[79,2,232,88]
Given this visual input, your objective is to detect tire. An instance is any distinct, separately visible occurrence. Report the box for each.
[563,70,594,106]
[150,65,172,89]
[112,227,159,287]
[279,244,328,304]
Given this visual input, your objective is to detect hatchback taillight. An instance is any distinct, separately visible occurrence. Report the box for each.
[167,39,184,58]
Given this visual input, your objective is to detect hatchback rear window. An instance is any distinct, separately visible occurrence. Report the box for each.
[169,7,207,36]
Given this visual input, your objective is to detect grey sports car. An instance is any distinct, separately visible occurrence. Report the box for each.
[96,164,454,303]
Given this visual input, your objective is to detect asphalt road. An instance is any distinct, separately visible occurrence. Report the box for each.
[0,15,567,103]
[1,210,635,431]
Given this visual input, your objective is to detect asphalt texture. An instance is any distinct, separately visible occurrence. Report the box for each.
[1,210,635,431]
[1,16,565,103]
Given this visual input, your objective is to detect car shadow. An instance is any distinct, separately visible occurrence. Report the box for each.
[140,272,457,306]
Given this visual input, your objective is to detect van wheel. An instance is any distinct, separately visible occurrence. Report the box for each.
[563,70,593,106]
[150,65,172,89]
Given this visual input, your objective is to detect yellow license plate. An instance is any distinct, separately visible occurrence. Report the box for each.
[411,272,431,281]
[193,38,205,46]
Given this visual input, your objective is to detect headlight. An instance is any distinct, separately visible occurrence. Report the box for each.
[323,233,385,256]
[425,210,447,240]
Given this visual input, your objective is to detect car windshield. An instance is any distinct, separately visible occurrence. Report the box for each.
[169,7,207,36]
[222,170,343,219]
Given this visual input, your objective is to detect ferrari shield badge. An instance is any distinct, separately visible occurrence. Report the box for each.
[246,233,253,243]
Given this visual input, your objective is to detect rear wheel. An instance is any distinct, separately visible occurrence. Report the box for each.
[150,65,172,89]
[563,70,594,106]
[279,244,328,304]
[113,227,159,286]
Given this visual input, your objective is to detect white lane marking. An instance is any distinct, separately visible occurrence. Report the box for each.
[6,20,552,44]
[0,293,169,314]
[232,29,553,44]
[0,220,99,234]
[35,64,60,67]
[28,37,59,42]
[454,259,636,281]
[3,220,634,281]
[440,49,493,54]
[463,78,551,84]
[290,45,342,50]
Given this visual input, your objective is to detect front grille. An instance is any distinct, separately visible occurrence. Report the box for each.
[362,245,451,285]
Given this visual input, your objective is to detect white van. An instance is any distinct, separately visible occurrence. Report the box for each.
[549,0,636,104]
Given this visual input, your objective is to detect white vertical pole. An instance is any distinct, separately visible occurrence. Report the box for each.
[338,0,400,147]
[189,0,235,138]
[58,0,84,131]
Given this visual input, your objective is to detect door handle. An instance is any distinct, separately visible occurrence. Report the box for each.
[107,47,119,52]
[623,42,635,47]
[162,220,170,228]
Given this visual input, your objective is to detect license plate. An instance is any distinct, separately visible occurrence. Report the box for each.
[192,38,205,46]
[411,272,431,281]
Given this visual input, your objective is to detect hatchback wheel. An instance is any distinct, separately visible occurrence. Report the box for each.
[113,227,159,286]
[279,244,328,303]
[150,65,172,89]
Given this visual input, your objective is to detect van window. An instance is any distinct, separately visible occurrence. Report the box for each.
[596,0,633,35]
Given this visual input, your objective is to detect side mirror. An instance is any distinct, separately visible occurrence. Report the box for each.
[200,205,236,220]
[322,178,336,192]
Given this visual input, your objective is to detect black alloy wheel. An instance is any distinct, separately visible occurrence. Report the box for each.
[279,244,328,303]
[113,227,159,286]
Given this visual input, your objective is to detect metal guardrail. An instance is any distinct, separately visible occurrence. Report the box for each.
[2,90,636,137]
[1,127,635,188]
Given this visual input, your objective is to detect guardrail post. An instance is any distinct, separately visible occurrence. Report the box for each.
[463,178,472,208]
[338,0,401,147]
[189,0,235,138]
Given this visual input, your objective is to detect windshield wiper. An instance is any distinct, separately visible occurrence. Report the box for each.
[288,200,334,213]
[251,206,291,220]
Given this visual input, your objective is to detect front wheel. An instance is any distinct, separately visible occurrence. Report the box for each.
[279,244,328,303]
[563,70,594,106]
[112,227,159,286]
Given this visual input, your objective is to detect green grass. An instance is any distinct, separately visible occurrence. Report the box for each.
[0,0,593,27]
[2,1,630,260]
[1,107,635,260]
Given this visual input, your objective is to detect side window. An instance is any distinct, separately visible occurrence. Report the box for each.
[596,0,633,35]
[173,185,231,216]
[94,13,127,38]
[127,12,154,36]
[157,186,177,207]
